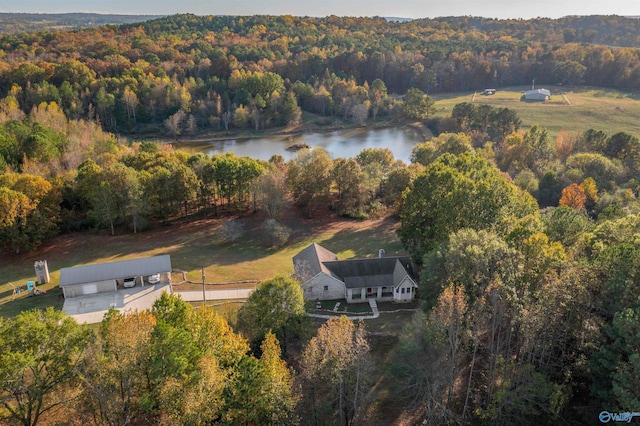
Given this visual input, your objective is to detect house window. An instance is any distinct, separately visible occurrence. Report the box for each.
[407,287,412,294]
[401,288,405,294]
[324,285,329,291]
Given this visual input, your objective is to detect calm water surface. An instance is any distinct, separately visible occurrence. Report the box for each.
[181,127,424,164]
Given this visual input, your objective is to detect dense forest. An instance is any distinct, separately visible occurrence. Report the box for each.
[2,14,640,135]
[2,13,640,425]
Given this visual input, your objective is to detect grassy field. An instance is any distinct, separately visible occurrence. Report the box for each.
[432,85,640,139]
[0,208,405,319]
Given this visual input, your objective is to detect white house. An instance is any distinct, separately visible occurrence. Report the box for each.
[524,88,551,101]
[293,243,417,303]
[59,255,172,298]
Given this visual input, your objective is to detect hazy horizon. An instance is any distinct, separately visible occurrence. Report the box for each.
[2,0,640,20]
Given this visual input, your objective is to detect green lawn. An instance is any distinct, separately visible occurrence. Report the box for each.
[432,85,640,139]
[0,214,404,319]
[306,299,373,314]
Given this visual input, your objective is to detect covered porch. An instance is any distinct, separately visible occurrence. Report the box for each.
[346,286,394,303]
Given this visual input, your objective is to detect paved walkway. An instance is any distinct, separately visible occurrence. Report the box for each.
[63,284,171,324]
[176,288,254,302]
[307,299,380,320]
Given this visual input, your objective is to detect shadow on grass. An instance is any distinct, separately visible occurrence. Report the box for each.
[165,218,283,270]
[0,210,407,315]
[0,290,64,319]
[0,288,16,300]
[318,217,404,258]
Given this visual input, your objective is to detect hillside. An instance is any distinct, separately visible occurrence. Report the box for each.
[0,13,162,34]
[1,14,640,136]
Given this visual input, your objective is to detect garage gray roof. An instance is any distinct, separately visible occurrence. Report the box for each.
[59,255,172,287]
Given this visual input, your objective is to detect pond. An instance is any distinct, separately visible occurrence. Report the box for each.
[178,127,425,164]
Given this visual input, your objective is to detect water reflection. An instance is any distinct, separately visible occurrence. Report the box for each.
[179,127,424,163]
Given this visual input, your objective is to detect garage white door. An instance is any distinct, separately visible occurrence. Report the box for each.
[83,283,98,295]
[82,280,116,295]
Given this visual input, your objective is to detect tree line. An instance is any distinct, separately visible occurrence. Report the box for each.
[2,94,640,256]
[1,14,640,134]
[0,97,431,251]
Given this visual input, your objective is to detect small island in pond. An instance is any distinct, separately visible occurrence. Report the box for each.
[285,141,311,152]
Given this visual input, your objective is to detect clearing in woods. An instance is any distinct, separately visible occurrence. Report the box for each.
[0,205,405,318]
[432,85,640,139]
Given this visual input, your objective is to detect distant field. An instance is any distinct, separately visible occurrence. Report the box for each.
[0,209,405,319]
[432,86,640,139]
[0,13,162,34]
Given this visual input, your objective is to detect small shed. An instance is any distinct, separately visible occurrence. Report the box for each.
[483,89,496,95]
[59,255,172,298]
[524,88,551,101]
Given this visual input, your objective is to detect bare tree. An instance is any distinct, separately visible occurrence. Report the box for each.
[123,86,138,122]
[185,114,197,135]
[220,218,245,243]
[221,111,231,131]
[351,103,369,126]
[261,219,290,247]
[164,110,186,137]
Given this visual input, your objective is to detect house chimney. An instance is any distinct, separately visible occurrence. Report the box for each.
[378,249,385,258]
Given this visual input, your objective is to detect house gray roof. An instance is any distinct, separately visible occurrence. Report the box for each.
[59,255,172,287]
[323,257,414,289]
[292,243,338,278]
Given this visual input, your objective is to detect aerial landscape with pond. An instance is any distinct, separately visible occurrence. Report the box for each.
[2,10,640,426]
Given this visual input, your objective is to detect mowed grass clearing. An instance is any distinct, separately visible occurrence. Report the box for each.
[432,85,640,139]
[0,209,405,318]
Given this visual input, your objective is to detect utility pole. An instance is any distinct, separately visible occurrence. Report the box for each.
[202,266,206,305]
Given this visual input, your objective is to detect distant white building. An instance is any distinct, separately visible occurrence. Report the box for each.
[524,88,551,101]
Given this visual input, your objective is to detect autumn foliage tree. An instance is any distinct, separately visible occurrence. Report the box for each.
[559,183,587,210]
[299,316,373,425]
[236,275,306,353]
[286,148,333,218]
[398,152,537,264]
[78,309,157,425]
[0,308,89,426]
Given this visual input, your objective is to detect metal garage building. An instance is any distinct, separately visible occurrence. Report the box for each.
[59,255,172,298]
[524,88,551,101]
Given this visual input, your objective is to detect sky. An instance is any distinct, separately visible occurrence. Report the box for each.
[2,0,640,20]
